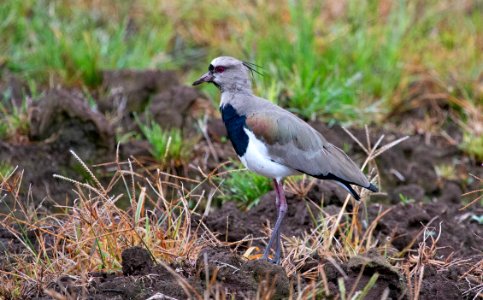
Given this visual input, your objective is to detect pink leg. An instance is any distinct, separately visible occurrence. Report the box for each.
[262,179,287,264]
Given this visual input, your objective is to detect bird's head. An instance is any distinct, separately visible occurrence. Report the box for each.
[192,56,255,92]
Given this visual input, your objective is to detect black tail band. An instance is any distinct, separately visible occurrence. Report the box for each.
[302,171,377,201]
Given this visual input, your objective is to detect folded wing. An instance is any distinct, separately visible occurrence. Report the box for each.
[245,110,371,190]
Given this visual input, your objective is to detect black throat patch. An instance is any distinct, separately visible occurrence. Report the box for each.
[220,104,249,157]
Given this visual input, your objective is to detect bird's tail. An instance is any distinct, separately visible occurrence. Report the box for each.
[334,181,361,201]
[367,183,379,192]
[336,181,379,201]
[311,172,378,201]
[335,182,379,201]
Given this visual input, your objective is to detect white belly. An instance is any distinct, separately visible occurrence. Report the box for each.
[239,128,298,180]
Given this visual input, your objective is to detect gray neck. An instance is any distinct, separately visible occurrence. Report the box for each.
[218,76,252,94]
[220,88,254,108]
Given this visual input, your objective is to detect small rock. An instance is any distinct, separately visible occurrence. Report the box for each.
[122,246,154,276]
[245,260,290,299]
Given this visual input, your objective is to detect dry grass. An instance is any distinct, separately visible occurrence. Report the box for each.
[402,221,483,300]
[460,173,483,210]
[0,130,479,299]
[0,148,213,298]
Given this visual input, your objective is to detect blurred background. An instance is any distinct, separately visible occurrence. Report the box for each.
[1,0,481,124]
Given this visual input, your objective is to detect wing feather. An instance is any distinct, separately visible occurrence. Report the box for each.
[245,110,370,187]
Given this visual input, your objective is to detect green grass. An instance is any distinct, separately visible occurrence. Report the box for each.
[398,193,415,206]
[1,1,176,86]
[461,131,483,161]
[0,89,29,140]
[136,116,191,166]
[188,1,480,125]
[1,1,480,123]
[0,162,15,180]
[246,0,408,121]
[0,0,479,164]
[217,163,273,209]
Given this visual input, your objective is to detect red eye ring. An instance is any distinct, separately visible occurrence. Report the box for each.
[214,66,225,73]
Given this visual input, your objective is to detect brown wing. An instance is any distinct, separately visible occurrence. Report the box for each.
[245,109,370,187]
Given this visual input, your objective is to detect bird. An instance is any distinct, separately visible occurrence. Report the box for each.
[193,56,378,264]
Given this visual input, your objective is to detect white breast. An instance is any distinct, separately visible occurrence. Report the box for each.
[239,128,299,180]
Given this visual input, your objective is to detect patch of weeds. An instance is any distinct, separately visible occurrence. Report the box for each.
[0,89,30,140]
[435,164,458,181]
[135,116,192,166]
[0,162,15,180]
[217,162,272,209]
[399,193,415,206]
[0,151,208,298]
[460,132,482,161]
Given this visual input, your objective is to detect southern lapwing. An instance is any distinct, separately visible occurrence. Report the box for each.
[193,56,378,264]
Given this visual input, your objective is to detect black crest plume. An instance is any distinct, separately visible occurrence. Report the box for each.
[242,61,264,78]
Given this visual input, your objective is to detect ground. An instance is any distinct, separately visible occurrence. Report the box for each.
[0,68,481,299]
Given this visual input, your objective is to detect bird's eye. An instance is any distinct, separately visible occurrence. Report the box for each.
[214,66,225,73]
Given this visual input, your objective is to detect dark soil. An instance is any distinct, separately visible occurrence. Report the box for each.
[0,88,116,213]
[0,71,213,213]
[0,70,481,299]
[33,246,290,300]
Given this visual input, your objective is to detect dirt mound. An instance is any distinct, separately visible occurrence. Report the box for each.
[99,69,213,136]
[0,89,115,212]
[85,247,191,300]
[415,263,477,300]
[149,85,212,134]
[197,247,289,299]
[121,246,155,276]
[36,246,290,299]
[29,88,114,149]
[345,251,405,298]
[100,69,180,113]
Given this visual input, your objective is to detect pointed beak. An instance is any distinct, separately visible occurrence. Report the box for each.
[192,72,214,86]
